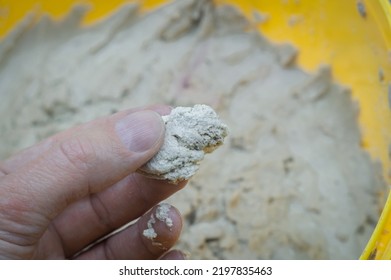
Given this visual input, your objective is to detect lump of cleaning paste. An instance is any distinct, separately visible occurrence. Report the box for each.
[137,104,228,183]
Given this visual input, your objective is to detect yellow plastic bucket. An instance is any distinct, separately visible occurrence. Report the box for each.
[0,0,390,259]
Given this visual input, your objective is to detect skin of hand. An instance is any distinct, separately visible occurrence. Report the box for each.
[0,105,187,260]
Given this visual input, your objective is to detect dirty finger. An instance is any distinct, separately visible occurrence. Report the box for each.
[74,203,182,260]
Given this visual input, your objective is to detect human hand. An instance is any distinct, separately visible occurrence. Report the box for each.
[0,105,187,259]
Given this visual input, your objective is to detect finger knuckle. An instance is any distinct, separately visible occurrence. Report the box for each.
[90,194,114,232]
[59,136,97,172]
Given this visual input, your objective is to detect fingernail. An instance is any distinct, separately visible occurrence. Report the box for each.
[116,110,164,153]
[160,250,188,260]
[170,250,188,260]
[179,250,189,260]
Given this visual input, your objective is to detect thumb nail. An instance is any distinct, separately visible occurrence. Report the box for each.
[116,110,164,153]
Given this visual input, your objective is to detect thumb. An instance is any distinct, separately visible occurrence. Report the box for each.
[115,110,165,154]
[0,110,164,242]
